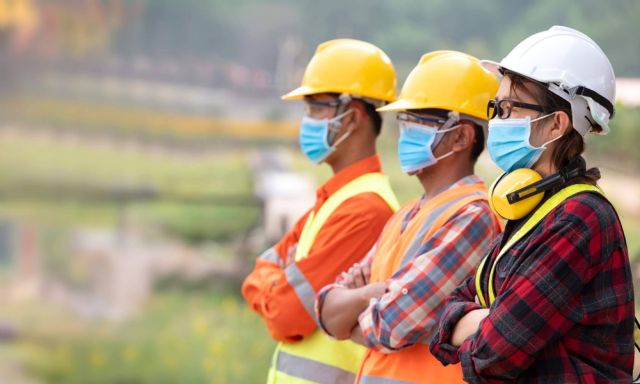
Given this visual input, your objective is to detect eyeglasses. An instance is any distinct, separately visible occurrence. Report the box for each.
[303,98,341,116]
[397,111,446,126]
[487,99,552,119]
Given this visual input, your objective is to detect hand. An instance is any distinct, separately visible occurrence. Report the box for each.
[320,282,386,340]
[340,262,371,289]
[361,282,386,300]
[451,308,489,347]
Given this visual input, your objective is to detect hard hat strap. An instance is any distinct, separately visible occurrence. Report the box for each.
[549,83,615,118]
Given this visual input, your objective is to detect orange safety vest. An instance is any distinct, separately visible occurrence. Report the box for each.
[357,183,493,384]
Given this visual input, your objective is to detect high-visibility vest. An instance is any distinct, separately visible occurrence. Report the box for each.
[357,182,494,384]
[268,172,400,384]
[475,184,602,308]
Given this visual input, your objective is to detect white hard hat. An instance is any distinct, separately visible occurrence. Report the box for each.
[483,26,616,136]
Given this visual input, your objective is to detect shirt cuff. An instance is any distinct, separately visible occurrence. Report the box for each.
[357,297,398,354]
[429,301,481,365]
[458,335,481,383]
[314,283,343,337]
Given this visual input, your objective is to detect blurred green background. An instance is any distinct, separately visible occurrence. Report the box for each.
[0,1,639,383]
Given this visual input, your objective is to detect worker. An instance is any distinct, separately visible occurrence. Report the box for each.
[315,50,502,383]
[241,38,400,383]
[429,26,634,383]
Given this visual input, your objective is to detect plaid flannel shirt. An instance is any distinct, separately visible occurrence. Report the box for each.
[430,191,634,383]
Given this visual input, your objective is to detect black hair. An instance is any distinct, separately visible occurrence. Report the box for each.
[470,123,484,161]
[359,100,383,136]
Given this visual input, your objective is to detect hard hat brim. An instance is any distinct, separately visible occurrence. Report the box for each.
[480,60,502,77]
[281,86,315,100]
[377,99,427,112]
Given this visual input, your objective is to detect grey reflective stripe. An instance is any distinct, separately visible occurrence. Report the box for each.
[398,192,485,271]
[259,247,281,265]
[359,375,413,384]
[276,349,356,384]
[284,262,316,320]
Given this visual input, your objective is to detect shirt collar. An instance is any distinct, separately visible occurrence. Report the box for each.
[443,174,485,191]
[403,174,485,231]
[417,174,485,206]
[316,155,382,201]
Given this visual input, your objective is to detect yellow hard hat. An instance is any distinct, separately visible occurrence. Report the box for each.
[282,38,397,103]
[378,50,498,119]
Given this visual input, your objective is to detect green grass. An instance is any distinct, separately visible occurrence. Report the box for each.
[3,292,276,384]
[0,133,258,243]
[0,134,252,197]
[0,97,297,142]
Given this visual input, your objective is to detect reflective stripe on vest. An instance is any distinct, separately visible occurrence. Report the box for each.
[360,375,412,384]
[360,182,493,384]
[269,332,364,384]
[269,172,399,384]
[475,184,602,308]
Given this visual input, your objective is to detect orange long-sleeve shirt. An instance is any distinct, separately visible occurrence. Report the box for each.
[242,155,395,343]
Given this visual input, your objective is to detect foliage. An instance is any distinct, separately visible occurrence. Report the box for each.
[5,292,275,384]
[111,0,640,77]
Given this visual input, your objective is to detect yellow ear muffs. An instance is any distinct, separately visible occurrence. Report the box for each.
[488,168,545,220]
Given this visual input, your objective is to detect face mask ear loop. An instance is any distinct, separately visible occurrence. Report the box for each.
[530,112,556,124]
[327,108,356,151]
[434,149,455,162]
[432,111,461,151]
[530,112,563,149]
[326,93,352,144]
[540,132,563,149]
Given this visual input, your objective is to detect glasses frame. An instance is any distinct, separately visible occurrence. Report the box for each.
[396,111,447,126]
[303,98,342,116]
[487,98,553,120]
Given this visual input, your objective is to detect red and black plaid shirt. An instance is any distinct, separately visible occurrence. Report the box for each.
[430,191,634,383]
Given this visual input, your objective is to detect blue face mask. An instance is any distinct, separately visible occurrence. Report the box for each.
[487,114,558,172]
[299,110,353,163]
[397,121,459,174]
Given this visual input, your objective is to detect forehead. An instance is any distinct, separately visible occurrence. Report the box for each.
[497,76,539,103]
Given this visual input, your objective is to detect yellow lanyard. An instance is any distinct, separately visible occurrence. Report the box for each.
[475,184,602,308]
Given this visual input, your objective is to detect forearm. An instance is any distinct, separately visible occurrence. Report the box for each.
[429,298,482,364]
[320,286,379,339]
[451,308,489,347]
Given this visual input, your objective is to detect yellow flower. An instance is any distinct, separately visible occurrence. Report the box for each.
[89,350,105,368]
[121,345,139,363]
[202,357,215,373]
[192,315,209,336]
[209,339,224,357]
[250,341,266,358]
[221,297,238,317]
[165,355,178,369]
